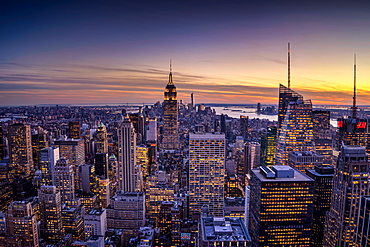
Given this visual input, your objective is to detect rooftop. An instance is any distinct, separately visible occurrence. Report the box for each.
[201,217,251,242]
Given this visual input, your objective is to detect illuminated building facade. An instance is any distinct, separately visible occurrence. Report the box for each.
[62,201,85,240]
[53,157,75,206]
[39,185,65,243]
[0,126,3,160]
[54,137,85,190]
[162,68,179,150]
[84,208,107,239]
[244,142,260,175]
[31,128,49,170]
[97,177,110,208]
[96,122,108,153]
[136,145,150,190]
[287,151,323,173]
[6,200,39,247]
[312,110,333,164]
[117,118,142,192]
[260,126,277,166]
[276,98,315,165]
[306,165,334,247]
[278,84,303,128]
[189,133,225,218]
[68,121,81,139]
[249,165,314,246]
[8,123,33,181]
[40,146,59,185]
[355,195,370,246]
[337,117,370,152]
[323,145,370,246]
[240,115,249,141]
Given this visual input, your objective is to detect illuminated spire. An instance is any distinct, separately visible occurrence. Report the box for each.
[168,60,173,85]
[288,43,291,89]
[352,54,357,118]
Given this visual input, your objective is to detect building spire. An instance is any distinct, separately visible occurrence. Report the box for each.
[352,54,357,118]
[288,42,291,89]
[168,60,173,85]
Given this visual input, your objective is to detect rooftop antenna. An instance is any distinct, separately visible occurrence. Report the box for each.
[168,60,173,84]
[288,43,291,89]
[352,54,357,118]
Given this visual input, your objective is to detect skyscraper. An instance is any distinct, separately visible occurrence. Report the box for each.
[244,142,261,175]
[117,118,141,192]
[40,146,59,185]
[276,93,315,165]
[189,133,225,218]
[162,64,179,150]
[39,185,65,243]
[96,122,108,154]
[323,145,370,246]
[53,157,76,206]
[6,200,39,247]
[68,121,81,139]
[54,137,85,190]
[277,84,303,129]
[260,126,277,166]
[8,123,33,181]
[249,165,314,246]
[306,165,334,247]
[355,195,370,246]
[312,110,334,164]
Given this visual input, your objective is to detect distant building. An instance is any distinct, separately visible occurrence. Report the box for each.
[53,157,75,206]
[288,151,323,173]
[244,142,260,174]
[162,67,179,150]
[96,122,108,154]
[249,165,314,246]
[39,185,65,243]
[40,146,59,185]
[68,121,81,139]
[189,133,225,219]
[260,126,277,166]
[324,145,370,246]
[199,217,251,246]
[8,123,33,181]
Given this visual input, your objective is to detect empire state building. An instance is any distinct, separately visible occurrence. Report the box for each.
[162,65,179,150]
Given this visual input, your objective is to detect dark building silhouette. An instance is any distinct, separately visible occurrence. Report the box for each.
[68,121,81,139]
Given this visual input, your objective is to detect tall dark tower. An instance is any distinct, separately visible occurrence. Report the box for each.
[336,55,370,152]
[162,62,179,150]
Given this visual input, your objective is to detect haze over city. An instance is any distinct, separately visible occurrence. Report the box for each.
[1,0,370,106]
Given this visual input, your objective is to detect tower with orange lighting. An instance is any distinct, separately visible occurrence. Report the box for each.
[162,62,179,150]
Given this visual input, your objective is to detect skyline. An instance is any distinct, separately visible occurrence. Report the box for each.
[2,1,370,106]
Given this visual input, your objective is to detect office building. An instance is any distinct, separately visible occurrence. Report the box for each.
[287,151,323,173]
[312,110,333,164]
[260,126,277,166]
[95,152,108,178]
[249,165,314,246]
[323,145,370,246]
[39,185,65,243]
[54,137,85,190]
[53,157,75,206]
[31,128,49,170]
[306,165,334,247]
[40,146,59,185]
[62,200,85,240]
[162,65,179,150]
[8,123,33,181]
[84,208,107,239]
[146,118,157,143]
[276,94,315,165]
[96,122,108,154]
[199,217,251,246]
[355,195,370,246]
[6,200,39,247]
[68,121,81,139]
[278,84,303,128]
[189,133,225,218]
[244,142,260,175]
[117,118,141,192]
[240,116,249,141]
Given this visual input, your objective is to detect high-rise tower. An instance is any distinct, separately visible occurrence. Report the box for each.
[117,118,141,192]
[189,133,225,218]
[96,122,108,154]
[8,123,33,181]
[276,94,315,165]
[162,62,179,150]
[323,145,370,246]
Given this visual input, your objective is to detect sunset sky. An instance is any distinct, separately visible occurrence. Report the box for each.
[1,0,370,106]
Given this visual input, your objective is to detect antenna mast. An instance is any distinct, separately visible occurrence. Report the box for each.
[352,54,357,118]
[288,43,291,89]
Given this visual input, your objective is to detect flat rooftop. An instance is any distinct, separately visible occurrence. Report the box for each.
[201,217,251,242]
[253,166,314,182]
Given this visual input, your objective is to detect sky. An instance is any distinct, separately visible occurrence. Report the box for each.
[1,0,370,106]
